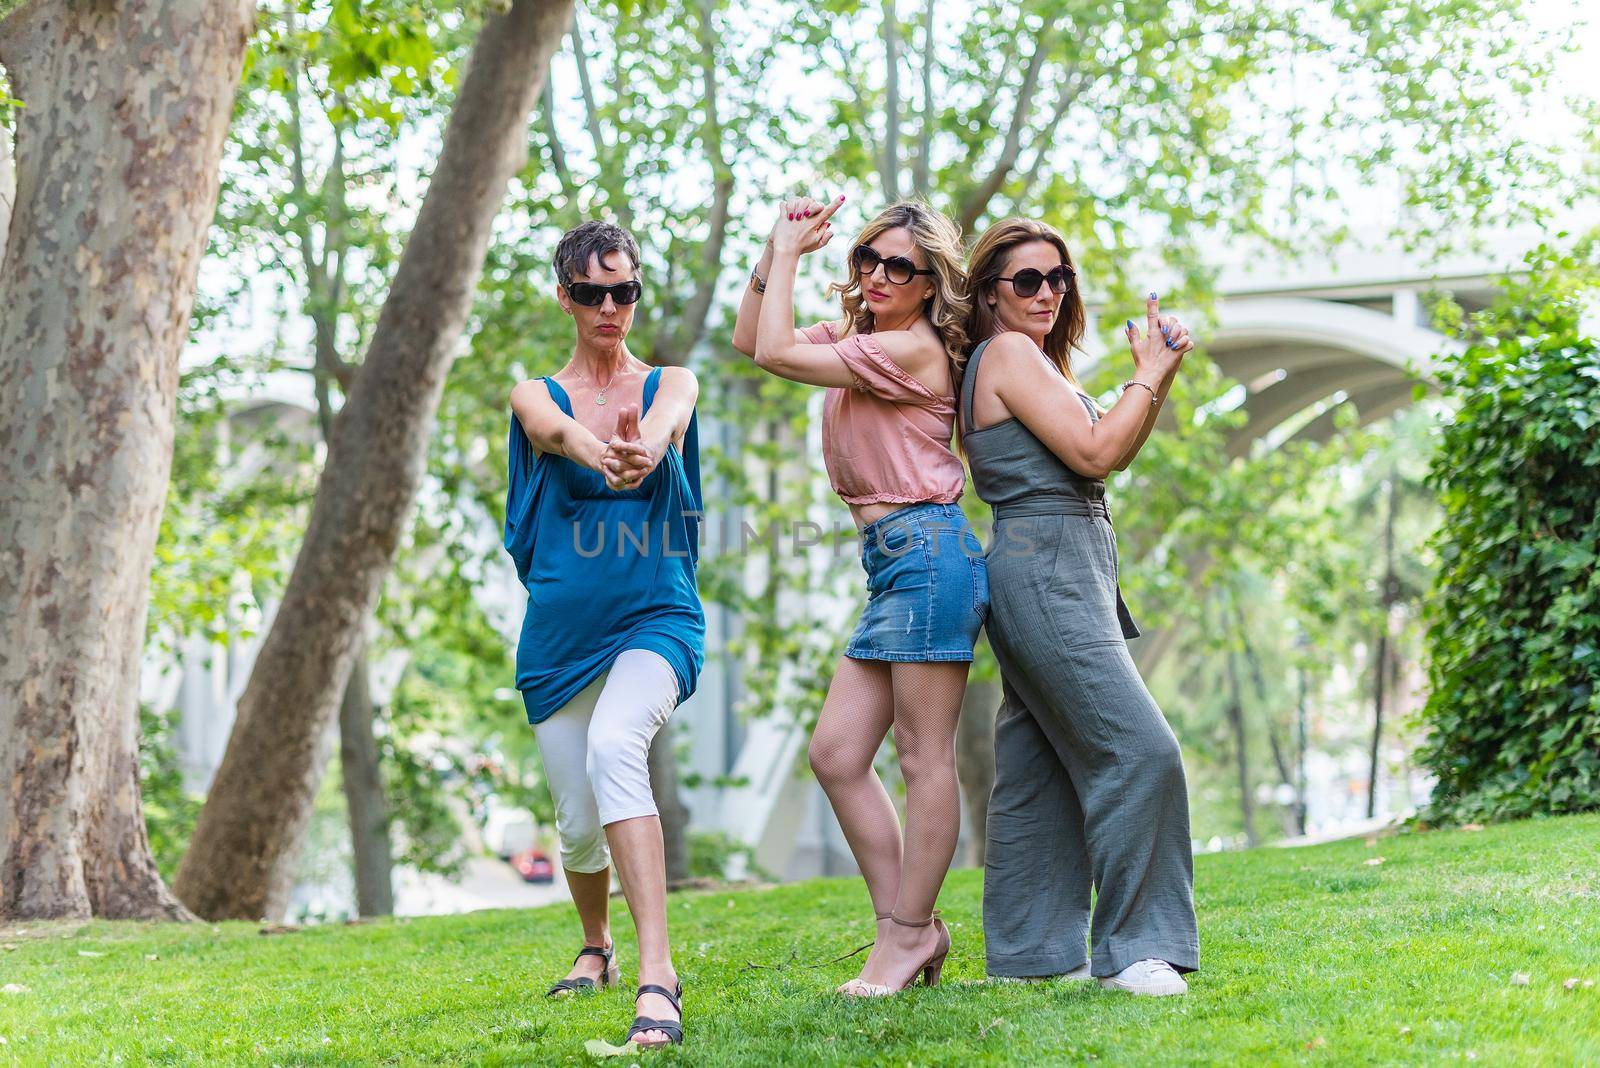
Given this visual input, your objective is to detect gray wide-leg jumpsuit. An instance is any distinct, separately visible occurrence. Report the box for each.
[961,338,1199,978]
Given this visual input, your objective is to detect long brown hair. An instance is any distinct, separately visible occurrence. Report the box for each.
[964,218,1087,391]
[828,200,970,374]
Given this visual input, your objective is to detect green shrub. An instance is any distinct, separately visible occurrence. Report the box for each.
[687,829,772,883]
[1418,246,1600,823]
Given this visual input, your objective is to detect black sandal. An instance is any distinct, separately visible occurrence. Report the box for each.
[624,981,683,1048]
[546,943,618,998]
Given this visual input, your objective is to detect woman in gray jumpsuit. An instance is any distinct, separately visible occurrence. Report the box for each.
[959,218,1199,996]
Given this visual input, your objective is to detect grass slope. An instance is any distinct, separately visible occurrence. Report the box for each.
[1,816,1597,1066]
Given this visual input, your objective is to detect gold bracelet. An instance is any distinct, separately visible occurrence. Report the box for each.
[1123,380,1158,406]
[750,269,767,294]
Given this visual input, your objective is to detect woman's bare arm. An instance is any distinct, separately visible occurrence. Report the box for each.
[1111,309,1192,470]
[732,238,814,356]
[509,378,605,472]
[637,365,698,455]
[733,196,837,356]
[991,310,1181,480]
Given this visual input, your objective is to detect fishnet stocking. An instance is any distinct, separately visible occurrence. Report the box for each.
[811,655,971,990]
[886,660,968,921]
[809,656,900,915]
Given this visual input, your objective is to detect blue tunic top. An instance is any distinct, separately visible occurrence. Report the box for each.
[503,366,705,724]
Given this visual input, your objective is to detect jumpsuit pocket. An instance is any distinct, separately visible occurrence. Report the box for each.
[1096,517,1141,640]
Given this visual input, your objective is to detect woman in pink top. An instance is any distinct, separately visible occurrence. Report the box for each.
[732,198,988,996]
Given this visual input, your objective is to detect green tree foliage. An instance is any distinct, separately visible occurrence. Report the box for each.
[138,707,204,883]
[1418,244,1600,823]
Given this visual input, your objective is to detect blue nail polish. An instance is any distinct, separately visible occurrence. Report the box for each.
[1150,291,1158,300]
[1126,319,1134,330]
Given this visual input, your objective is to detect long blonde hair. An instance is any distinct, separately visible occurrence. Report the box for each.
[828,200,970,373]
[964,217,1088,392]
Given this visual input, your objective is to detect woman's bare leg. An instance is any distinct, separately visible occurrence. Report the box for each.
[559,867,613,982]
[606,815,676,1045]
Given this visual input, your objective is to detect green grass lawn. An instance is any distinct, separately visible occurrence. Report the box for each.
[1,816,1597,1066]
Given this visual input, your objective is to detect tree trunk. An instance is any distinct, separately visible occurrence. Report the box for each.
[879,0,901,199]
[1293,661,1310,836]
[174,0,575,921]
[649,731,691,885]
[1222,650,1257,848]
[646,0,731,369]
[338,644,393,917]
[1366,627,1389,819]
[1233,604,1297,838]
[954,677,998,867]
[1367,471,1399,820]
[912,0,933,197]
[0,0,252,922]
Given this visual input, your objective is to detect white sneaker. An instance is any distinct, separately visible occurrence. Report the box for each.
[1097,958,1188,996]
[988,962,1092,983]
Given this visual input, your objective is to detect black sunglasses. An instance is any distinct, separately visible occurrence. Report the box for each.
[565,279,643,307]
[851,244,934,286]
[996,264,1075,298]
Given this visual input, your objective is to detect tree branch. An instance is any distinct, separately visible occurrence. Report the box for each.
[881,0,901,200]
[912,0,933,197]
[321,117,355,394]
[955,15,1061,233]
[831,37,883,191]
[540,72,575,202]
[653,0,733,367]
[569,11,629,230]
[1010,66,1088,209]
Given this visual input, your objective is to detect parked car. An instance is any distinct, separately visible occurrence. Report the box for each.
[511,847,554,884]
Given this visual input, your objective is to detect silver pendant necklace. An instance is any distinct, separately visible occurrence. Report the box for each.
[575,363,619,405]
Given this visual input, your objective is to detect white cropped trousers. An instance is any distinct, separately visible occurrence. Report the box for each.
[531,648,680,873]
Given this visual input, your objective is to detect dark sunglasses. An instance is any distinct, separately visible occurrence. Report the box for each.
[996,264,1075,298]
[565,279,643,307]
[851,244,934,286]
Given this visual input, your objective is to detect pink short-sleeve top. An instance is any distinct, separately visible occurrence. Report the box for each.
[802,320,966,507]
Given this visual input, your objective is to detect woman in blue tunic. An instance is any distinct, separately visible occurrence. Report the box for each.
[504,221,702,1049]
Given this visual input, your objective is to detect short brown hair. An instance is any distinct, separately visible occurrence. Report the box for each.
[553,220,641,285]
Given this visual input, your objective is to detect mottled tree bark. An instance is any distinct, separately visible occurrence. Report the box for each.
[174,0,574,921]
[0,0,254,921]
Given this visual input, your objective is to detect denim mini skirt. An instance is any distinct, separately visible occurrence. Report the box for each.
[846,502,990,663]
